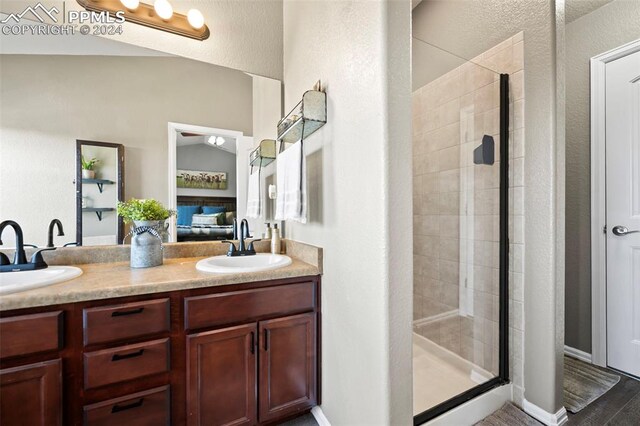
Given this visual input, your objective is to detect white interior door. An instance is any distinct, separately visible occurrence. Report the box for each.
[606,49,640,378]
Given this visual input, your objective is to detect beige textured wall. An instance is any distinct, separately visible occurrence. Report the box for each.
[0,55,252,247]
[282,1,413,424]
[565,0,640,354]
[412,33,525,380]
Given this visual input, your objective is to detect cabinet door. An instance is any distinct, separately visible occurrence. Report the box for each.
[259,313,316,422]
[187,323,257,426]
[0,359,62,426]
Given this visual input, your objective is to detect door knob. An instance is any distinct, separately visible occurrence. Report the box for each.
[612,225,640,236]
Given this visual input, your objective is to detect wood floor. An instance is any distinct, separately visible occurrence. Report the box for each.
[567,367,640,425]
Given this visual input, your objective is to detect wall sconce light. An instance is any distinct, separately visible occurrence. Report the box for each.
[76,0,210,40]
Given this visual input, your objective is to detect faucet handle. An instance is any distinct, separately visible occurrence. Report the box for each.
[221,240,237,256]
[30,247,56,269]
[247,239,262,252]
[0,252,10,265]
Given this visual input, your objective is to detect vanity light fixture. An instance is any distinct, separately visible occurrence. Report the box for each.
[119,0,138,10]
[153,0,172,20]
[76,0,210,40]
[207,136,226,146]
[187,9,205,30]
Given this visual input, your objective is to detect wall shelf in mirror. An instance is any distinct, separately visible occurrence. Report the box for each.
[250,139,277,169]
[277,89,326,151]
[82,207,115,221]
[82,178,115,193]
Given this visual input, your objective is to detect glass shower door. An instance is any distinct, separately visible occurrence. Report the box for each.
[412,37,510,422]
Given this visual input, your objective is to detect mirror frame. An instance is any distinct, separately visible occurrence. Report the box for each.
[75,140,125,246]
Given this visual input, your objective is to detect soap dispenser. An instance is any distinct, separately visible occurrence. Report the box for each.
[264,223,272,239]
[271,223,281,254]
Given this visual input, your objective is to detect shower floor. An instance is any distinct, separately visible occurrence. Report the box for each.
[413,332,493,416]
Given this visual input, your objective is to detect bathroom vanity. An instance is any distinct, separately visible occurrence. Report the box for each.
[0,243,322,426]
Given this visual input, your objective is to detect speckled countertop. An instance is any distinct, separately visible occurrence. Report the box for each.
[0,240,322,312]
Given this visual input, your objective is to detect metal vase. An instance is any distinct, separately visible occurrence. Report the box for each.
[130,220,165,268]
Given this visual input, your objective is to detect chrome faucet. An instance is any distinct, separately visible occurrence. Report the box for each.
[47,219,65,248]
[0,220,56,272]
[222,219,261,257]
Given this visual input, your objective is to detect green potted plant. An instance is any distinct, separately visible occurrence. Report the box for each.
[81,155,99,179]
[117,199,175,268]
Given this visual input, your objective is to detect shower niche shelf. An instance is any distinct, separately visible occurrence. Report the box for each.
[249,139,277,168]
[277,89,326,150]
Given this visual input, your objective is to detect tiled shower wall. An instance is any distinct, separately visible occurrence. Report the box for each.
[412,33,525,401]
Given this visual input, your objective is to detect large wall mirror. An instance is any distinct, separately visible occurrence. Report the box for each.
[76,140,125,246]
[0,30,282,248]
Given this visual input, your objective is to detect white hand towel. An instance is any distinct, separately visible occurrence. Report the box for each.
[275,140,307,223]
[246,168,261,218]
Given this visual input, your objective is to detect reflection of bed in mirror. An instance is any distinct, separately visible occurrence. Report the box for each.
[176,195,237,242]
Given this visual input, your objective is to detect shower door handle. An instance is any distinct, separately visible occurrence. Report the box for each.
[612,225,640,236]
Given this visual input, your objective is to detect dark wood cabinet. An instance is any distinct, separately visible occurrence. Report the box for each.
[0,275,320,426]
[186,313,317,426]
[259,313,317,423]
[187,324,257,426]
[82,298,170,346]
[0,359,62,426]
[0,311,62,359]
[83,338,170,389]
[83,385,170,426]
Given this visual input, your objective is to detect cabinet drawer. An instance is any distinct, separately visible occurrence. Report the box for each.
[185,282,316,330]
[83,385,170,426]
[83,299,169,346]
[0,311,62,359]
[83,339,169,389]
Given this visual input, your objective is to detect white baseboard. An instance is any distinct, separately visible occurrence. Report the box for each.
[424,384,512,425]
[564,345,592,363]
[523,399,568,426]
[311,406,331,426]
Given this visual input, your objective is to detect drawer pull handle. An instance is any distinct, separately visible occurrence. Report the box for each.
[111,349,145,361]
[111,398,144,413]
[250,331,255,354]
[111,307,145,317]
[264,329,269,351]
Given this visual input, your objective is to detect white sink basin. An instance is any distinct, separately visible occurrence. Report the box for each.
[0,266,83,295]
[196,253,292,274]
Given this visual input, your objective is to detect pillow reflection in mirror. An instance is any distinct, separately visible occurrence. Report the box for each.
[202,206,226,215]
[176,205,201,226]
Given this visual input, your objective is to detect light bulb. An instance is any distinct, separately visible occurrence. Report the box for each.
[120,0,139,11]
[215,137,225,146]
[154,0,173,20]
[187,9,204,29]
